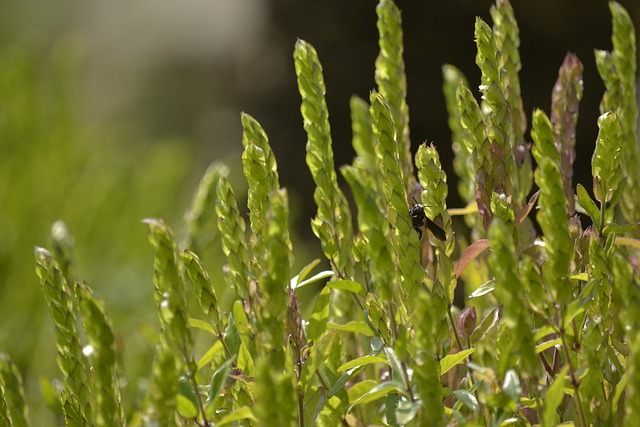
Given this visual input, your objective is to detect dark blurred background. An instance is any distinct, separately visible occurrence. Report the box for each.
[0,0,638,422]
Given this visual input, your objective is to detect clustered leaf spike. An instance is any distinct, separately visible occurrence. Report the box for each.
[551,53,584,214]
[415,144,455,314]
[34,247,93,426]
[375,0,414,194]
[416,144,451,250]
[293,39,353,276]
[443,65,475,204]
[475,17,515,217]
[491,0,533,205]
[181,249,221,329]
[182,162,228,252]
[350,96,377,177]
[143,345,179,426]
[215,176,251,300]
[457,81,491,228]
[531,109,573,304]
[0,353,30,427]
[370,91,423,305]
[488,219,539,378]
[490,0,526,144]
[241,112,282,272]
[342,165,395,300]
[75,283,124,427]
[410,290,443,425]
[592,111,622,206]
[143,218,192,357]
[257,189,292,366]
[596,2,640,224]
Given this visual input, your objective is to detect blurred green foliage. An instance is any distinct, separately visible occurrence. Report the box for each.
[0,41,194,419]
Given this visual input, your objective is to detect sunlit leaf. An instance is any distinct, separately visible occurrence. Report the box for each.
[327,321,375,337]
[291,270,334,290]
[327,279,366,296]
[467,279,496,299]
[440,348,476,375]
[216,406,256,426]
[338,355,389,372]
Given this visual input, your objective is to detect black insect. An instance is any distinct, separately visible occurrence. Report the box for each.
[409,198,446,241]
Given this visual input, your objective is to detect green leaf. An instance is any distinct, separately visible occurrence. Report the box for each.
[337,355,389,372]
[176,395,198,419]
[542,366,569,427]
[468,279,496,299]
[177,376,198,418]
[188,318,217,335]
[300,330,337,386]
[603,222,639,236]
[576,183,601,227]
[327,279,366,296]
[502,369,521,403]
[328,367,365,398]
[383,347,407,389]
[452,389,479,411]
[206,359,233,406]
[197,340,224,370]
[216,406,256,426]
[562,294,592,329]
[303,387,325,427]
[348,381,405,412]
[327,321,375,337]
[223,312,240,358]
[440,348,476,375]
[307,286,331,342]
[471,307,499,342]
[535,338,561,354]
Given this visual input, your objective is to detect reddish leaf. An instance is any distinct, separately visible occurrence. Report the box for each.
[455,239,490,278]
[514,190,540,225]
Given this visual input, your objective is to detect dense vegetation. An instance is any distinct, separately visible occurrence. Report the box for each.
[2,0,640,425]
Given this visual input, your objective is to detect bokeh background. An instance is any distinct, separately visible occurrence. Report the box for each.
[1,0,638,422]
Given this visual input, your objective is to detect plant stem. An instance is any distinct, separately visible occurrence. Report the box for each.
[298,391,305,427]
[559,328,588,427]
[447,305,465,352]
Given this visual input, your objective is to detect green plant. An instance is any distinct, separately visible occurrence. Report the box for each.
[2,0,640,425]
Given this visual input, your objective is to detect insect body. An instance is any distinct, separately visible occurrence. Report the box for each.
[409,198,446,241]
